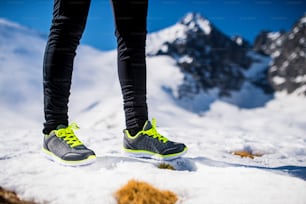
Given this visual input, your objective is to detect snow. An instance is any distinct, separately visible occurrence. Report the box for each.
[235,37,243,45]
[293,27,299,33]
[289,33,295,40]
[276,38,283,46]
[1,19,306,204]
[300,16,306,24]
[178,55,193,64]
[295,75,306,83]
[289,52,298,60]
[272,76,286,85]
[182,13,211,35]
[282,60,289,68]
[267,32,281,40]
[146,23,187,55]
[196,17,211,35]
[272,50,280,58]
[146,13,211,55]
[293,85,306,95]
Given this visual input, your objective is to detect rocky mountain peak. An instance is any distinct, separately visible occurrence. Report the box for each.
[147,13,255,99]
[179,12,212,35]
[263,14,306,95]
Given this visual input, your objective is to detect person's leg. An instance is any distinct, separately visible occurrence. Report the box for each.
[42,0,96,166]
[43,0,91,134]
[111,0,148,136]
[111,0,187,160]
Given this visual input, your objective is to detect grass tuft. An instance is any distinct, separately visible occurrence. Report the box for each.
[157,163,176,170]
[114,179,178,204]
[233,150,263,159]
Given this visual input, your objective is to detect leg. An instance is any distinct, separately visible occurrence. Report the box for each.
[111,0,188,159]
[42,0,96,166]
[111,0,149,135]
[43,0,91,134]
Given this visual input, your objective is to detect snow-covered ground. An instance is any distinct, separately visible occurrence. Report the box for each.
[1,18,306,204]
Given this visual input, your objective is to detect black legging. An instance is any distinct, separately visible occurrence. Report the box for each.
[43,0,148,134]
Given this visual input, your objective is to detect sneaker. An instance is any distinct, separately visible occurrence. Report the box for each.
[42,123,96,166]
[123,118,188,160]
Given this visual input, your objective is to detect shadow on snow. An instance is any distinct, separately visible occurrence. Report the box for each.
[87,155,305,181]
[193,156,306,181]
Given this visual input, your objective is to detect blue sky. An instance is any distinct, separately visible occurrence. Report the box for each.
[0,0,305,50]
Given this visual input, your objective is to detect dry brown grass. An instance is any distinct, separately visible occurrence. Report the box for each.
[157,163,176,170]
[0,187,35,204]
[233,150,263,159]
[114,179,178,204]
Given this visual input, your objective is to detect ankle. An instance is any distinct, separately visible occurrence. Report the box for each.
[127,127,142,136]
[126,119,147,136]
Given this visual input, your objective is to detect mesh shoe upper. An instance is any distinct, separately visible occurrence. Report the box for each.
[123,118,187,159]
[42,123,96,165]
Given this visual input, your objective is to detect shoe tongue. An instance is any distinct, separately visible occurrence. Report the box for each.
[143,120,152,131]
[56,124,67,130]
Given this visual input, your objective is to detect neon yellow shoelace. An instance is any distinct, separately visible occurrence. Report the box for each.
[54,123,83,148]
[144,118,169,143]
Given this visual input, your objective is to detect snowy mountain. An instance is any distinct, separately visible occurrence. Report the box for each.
[1,16,306,204]
[0,18,122,129]
[0,14,272,124]
[0,19,45,123]
[147,12,273,105]
[254,14,306,95]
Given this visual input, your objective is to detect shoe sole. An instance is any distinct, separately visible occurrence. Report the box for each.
[122,147,188,161]
[41,148,96,167]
